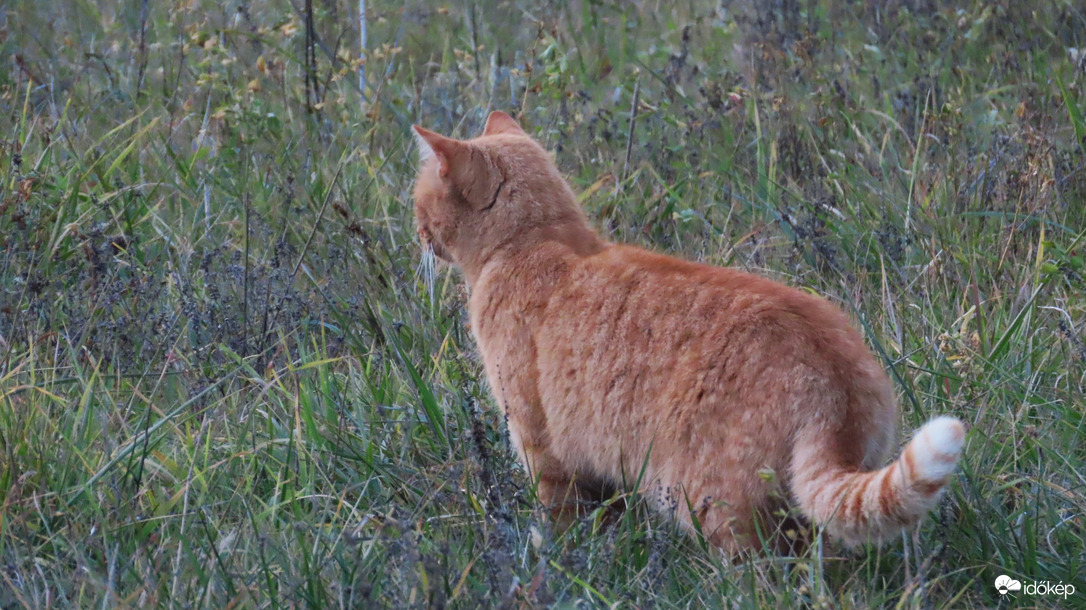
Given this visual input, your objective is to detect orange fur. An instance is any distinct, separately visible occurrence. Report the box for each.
[411,111,965,554]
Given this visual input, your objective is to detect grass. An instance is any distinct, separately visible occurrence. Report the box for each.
[1,0,1084,607]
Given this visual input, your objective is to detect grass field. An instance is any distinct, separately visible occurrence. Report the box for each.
[1,0,1085,607]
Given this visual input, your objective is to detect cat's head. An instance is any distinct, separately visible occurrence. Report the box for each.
[411,111,586,270]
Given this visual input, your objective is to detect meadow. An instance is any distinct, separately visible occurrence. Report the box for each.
[1,0,1084,607]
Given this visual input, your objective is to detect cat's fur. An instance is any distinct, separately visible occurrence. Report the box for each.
[411,111,965,554]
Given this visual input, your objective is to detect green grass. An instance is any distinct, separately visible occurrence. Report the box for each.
[1,0,1084,607]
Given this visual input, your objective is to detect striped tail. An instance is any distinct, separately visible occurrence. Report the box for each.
[791,416,965,546]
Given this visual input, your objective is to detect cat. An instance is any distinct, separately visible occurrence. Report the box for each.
[410,110,965,555]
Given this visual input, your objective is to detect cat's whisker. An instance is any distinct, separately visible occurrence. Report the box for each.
[416,243,437,306]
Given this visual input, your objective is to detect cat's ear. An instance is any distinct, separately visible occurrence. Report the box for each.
[412,125,503,210]
[413,125,437,162]
[482,111,526,137]
[412,125,466,177]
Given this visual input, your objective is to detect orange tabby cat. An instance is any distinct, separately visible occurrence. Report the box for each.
[411,111,965,554]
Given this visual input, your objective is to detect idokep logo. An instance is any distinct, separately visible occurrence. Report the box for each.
[995,574,1075,600]
[995,575,1022,595]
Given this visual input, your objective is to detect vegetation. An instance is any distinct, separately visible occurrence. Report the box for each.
[1,0,1084,606]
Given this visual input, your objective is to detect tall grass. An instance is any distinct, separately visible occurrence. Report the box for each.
[1,0,1084,607]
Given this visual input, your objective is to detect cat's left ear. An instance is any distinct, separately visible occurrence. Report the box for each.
[412,126,464,177]
[482,111,526,137]
[412,125,504,210]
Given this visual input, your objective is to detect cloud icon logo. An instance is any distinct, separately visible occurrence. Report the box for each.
[995,575,1022,595]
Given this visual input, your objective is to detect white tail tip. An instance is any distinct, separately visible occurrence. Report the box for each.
[912,416,965,481]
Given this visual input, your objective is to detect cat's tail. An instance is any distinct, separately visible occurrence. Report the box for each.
[790,416,965,546]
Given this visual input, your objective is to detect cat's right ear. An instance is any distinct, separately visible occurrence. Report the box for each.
[412,126,465,178]
[482,111,526,137]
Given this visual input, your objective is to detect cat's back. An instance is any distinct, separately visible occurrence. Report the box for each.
[536,241,889,414]
[470,237,888,408]
[553,243,851,343]
[530,242,895,481]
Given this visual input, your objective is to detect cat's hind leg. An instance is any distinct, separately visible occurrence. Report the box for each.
[529,451,624,531]
[650,476,805,556]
